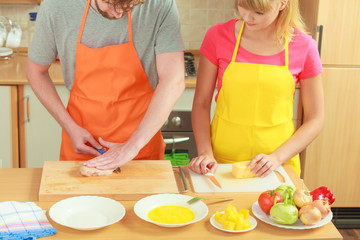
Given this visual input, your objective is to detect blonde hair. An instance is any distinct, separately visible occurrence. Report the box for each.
[235,0,306,44]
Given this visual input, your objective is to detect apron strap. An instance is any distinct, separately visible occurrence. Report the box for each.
[78,0,91,44]
[127,11,132,42]
[231,21,244,62]
[284,33,289,68]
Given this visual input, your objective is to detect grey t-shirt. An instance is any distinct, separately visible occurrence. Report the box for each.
[28,0,184,90]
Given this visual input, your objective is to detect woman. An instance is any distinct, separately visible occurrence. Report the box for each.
[188,0,324,177]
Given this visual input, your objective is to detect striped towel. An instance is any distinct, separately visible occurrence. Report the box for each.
[0,201,57,240]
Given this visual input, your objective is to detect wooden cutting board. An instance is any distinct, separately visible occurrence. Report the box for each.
[39,160,179,201]
[189,164,295,193]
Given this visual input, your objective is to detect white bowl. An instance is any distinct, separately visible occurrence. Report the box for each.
[49,196,125,230]
[0,47,13,57]
[134,194,209,228]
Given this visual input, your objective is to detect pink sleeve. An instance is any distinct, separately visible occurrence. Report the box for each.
[200,25,218,66]
[299,37,323,80]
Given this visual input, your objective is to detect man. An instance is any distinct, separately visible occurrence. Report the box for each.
[26,0,185,170]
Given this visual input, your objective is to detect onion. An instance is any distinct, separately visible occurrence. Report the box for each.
[293,189,312,208]
[312,199,331,219]
[299,205,322,225]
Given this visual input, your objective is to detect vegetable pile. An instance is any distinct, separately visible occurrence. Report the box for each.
[214,204,252,230]
[258,184,334,226]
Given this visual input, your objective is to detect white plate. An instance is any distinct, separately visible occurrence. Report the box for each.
[210,211,257,233]
[0,47,13,57]
[49,196,125,230]
[134,194,209,228]
[252,201,333,229]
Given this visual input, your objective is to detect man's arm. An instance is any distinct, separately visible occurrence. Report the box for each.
[26,58,102,156]
[84,51,185,169]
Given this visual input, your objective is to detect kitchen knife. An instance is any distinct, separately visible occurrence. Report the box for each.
[205,168,222,189]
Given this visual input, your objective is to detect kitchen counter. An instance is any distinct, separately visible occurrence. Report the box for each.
[0,55,197,87]
[0,165,342,240]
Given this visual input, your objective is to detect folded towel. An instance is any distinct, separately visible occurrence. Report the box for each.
[0,201,57,240]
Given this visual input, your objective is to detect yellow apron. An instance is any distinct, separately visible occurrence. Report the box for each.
[211,21,300,176]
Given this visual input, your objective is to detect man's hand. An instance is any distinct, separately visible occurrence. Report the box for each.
[83,138,139,169]
[68,125,102,156]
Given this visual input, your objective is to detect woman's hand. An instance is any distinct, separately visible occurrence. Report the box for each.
[188,154,218,175]
[248,153,281,177]
[83,137,140,170]
[68,125,102,156]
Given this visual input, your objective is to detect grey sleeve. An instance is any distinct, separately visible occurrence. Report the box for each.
[154,0,184,54]
[28,0,58,65]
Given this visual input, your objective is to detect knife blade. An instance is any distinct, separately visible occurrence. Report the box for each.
[205,168,222,189]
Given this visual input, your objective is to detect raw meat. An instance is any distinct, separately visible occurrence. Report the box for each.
[80,165,119,177]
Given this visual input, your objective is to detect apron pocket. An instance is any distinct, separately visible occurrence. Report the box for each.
[211,115,254,162]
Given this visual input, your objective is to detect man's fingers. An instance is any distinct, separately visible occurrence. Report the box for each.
[87,136,102,149]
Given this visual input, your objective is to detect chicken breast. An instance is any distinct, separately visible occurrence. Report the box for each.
[80,165,119,177]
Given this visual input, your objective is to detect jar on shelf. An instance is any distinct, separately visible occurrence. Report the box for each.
[28,12,37,46]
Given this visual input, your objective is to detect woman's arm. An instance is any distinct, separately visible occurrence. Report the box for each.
[249,74,324,177]
[188,54,219,174]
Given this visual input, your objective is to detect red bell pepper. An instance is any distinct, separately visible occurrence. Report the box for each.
[310,186,335,205]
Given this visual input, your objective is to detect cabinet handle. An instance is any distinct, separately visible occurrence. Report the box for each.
[313,25,323,56]
[164,137,190,144]
[26,95,30,122]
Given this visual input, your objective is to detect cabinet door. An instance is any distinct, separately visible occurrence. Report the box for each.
[0,86,18,168]
[21,85,69,168]
[317,0,360,65]
[303,68,360,207]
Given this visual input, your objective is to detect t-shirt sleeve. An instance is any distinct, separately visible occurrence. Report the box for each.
[299,37,323,80]
[154,0,184,54]
[200,25,218,66]
[28,0,58,65]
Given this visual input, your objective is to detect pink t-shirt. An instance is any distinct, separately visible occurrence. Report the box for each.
[200,19,323,101]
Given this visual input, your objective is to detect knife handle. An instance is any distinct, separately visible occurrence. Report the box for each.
[205,168,213,176]
[95,148,106,154]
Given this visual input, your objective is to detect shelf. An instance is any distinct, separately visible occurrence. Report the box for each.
[0,0,40,4]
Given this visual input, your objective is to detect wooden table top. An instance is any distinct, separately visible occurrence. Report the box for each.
[0,165,343,239]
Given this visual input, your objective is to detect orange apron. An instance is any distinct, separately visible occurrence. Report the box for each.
[211,21,300,176]
[60,0,165,161]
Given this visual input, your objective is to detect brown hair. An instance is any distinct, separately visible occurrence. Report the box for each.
[235,0,306,44]
[103,0,144,13]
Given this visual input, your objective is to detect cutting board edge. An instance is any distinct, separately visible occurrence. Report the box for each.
[39,190,180,202]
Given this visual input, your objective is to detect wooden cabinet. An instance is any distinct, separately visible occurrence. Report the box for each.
[19,85,69,168]
[302,68,360,207]
[0,86,18,168]
[300,0,360,207]
[300,0,360,65]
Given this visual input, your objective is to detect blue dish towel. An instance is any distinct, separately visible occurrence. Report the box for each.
[0,201,57,240]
